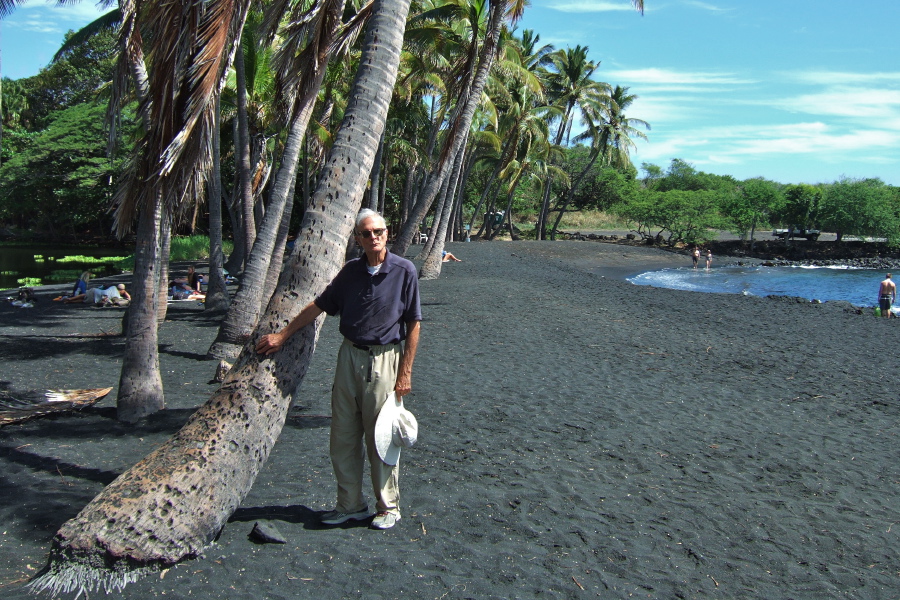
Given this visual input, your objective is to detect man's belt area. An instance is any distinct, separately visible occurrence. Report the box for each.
[352,342,399,352]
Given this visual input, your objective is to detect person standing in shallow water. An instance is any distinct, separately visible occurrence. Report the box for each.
[705,249,712,270]
[692,247,700,268]
[256,209,422,530]
[878,273,895,318]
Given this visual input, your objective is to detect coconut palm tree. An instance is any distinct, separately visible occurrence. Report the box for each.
[31,0,412,594]
[548,84,649,238]
[534,0,644,239]
[534,45,608,239]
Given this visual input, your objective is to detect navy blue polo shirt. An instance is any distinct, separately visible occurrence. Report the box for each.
[314,251,422,345]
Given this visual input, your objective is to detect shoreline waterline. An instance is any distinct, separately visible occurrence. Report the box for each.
[628,263,889,308]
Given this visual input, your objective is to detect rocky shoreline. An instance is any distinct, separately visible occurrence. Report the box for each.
[560,232,900,270]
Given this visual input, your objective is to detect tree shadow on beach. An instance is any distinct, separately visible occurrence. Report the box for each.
[0,334,124,362]
[159,344,210,362]
[229,504,370,530]
[284,412,331,430]
[0,405,197,439]
[162,308,227,328]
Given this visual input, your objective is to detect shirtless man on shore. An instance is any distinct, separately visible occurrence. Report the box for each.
[878,273,896,318]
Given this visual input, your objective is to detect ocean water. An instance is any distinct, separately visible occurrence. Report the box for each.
[628,265,889,308]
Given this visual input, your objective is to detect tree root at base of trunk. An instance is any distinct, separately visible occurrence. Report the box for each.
[27,543,192,598]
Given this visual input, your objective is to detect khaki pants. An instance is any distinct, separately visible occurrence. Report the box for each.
[330,339,401,514]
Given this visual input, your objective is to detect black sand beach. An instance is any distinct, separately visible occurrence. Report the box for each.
[1,240,898,599]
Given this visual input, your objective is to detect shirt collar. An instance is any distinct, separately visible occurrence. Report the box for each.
[358,250,395,274]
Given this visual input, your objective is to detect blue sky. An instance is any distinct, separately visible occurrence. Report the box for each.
[2,1,899,185]
[519,0,900,185]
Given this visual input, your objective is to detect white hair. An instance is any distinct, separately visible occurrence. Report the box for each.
[355,209,386,231]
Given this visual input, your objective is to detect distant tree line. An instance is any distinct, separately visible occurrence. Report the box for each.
[608,159,900,247]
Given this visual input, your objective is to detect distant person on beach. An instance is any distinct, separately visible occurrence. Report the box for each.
[442,250,462,262]
[692,247,700,268]
[65,283,130,305]
[171,266,205,299]
[256,209,421,531]
[71,271,92,296]
[878,273,895,318]
[705,249,712,269]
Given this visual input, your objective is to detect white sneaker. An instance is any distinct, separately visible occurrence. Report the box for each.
[370,511,401,530]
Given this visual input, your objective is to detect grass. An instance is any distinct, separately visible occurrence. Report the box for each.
[170,235,233,262]
[115,235,234,272]
[56,255,130,265]
[47,269,82,282]
[553,210,630,231]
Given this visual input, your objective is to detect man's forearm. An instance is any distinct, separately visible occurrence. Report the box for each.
[394,321,420,396]
[281,301,323,339]
[399,321,420,374]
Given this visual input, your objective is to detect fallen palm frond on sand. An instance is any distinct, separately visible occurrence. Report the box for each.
[0,388,112,426]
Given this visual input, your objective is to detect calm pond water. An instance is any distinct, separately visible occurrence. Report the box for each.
[629,265,888,308]
[0,245,129,291]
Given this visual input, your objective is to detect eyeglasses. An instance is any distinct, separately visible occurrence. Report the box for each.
[356,228,386,239]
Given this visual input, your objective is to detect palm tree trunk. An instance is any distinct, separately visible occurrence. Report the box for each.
[420,137,468,279]
[368,129,385,210]
[31,0,410,594]
[156,216,171,323]
[234,47,256,265]
[116,192,165,423]
[205,97,231,312]
[549,146,603,239]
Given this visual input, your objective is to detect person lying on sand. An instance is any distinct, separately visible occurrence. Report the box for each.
[442,250,462,262]
[65,283,130,305]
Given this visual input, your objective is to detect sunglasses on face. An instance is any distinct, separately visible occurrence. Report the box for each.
[357,228,386,239]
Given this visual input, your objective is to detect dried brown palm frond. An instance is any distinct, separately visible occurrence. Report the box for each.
[106,0,150,158]
[0,388,113,427]
[112,0,252,237]
[268,0,354,122]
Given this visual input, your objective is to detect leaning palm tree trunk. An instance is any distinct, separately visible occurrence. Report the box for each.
[420,135,468,279]
[29,1,409,594]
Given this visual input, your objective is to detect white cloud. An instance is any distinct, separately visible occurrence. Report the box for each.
[545,1,640,13]
[774,89,900,123]
[606,67,755,86]
[5,17,63,34]
[681,1,731,13]
[786,71,900,86]
[639,121,900,168]
[6,3,110,34]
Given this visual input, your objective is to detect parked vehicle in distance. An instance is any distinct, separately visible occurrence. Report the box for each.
[772,226,820,241]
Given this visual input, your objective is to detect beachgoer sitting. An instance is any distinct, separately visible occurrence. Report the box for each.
[170,266,206,299]
[10,287,36,307]
[65,283,130,305]
[71,271,92,296]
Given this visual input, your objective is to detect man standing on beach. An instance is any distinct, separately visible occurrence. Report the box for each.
[878,273,895,318]
[256,209,422,530]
